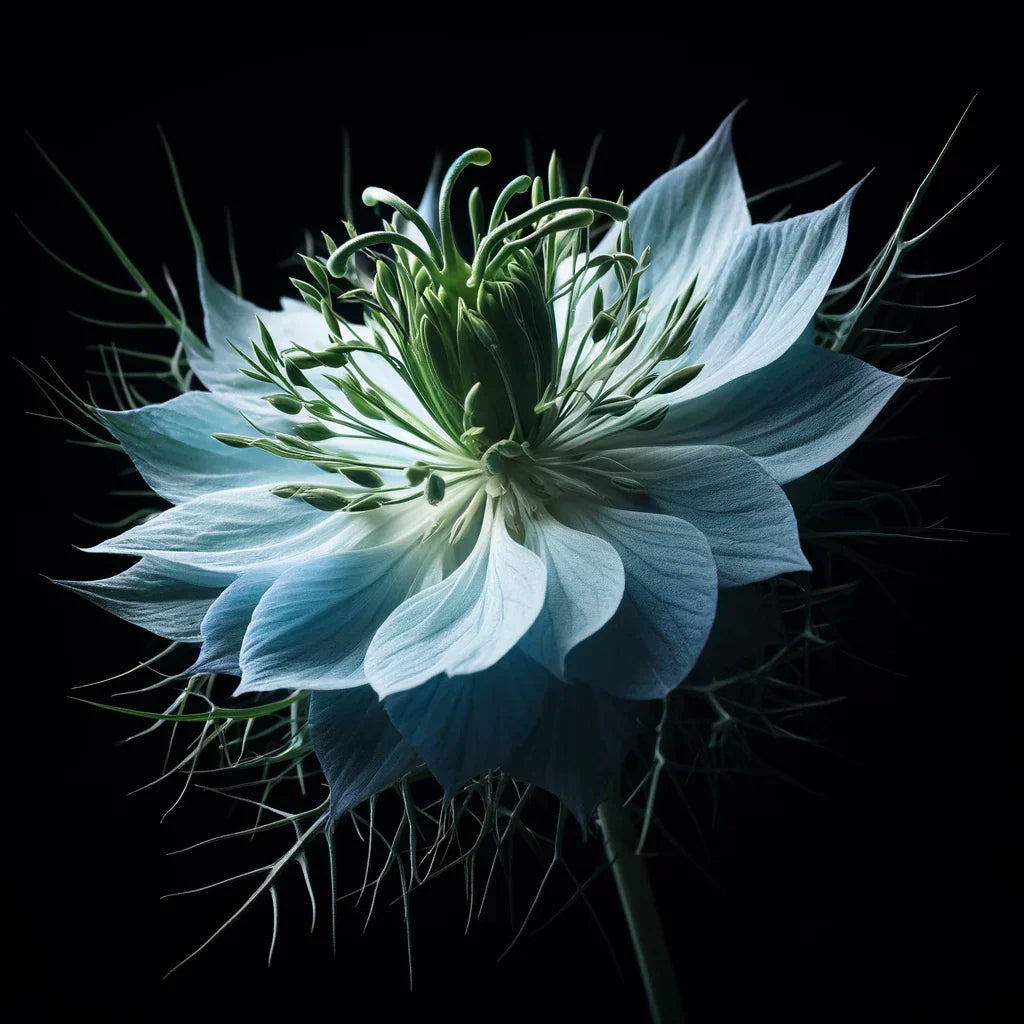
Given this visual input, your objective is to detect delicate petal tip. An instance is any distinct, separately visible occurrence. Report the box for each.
[52,559,228,642]
[310,687,422,825]
[679,183,859,402]
[645,344,905,485]
[92,391,318,505]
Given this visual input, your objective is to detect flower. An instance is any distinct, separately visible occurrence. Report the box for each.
[64,114,902,824]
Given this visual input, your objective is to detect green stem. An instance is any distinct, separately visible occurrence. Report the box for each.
[597,798,685,1024]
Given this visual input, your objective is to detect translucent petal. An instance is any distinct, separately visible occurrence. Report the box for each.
[519,510,625,676]
[364,503,547,697]
[502,679,644,823]
[559,504,717,700]
[651,343,903,483]
[97,391,322,504]
[236,539,441,694]
[55,557,231,642]
[677,186,858,399]
[602,445,809,586]
[87,486,380,573]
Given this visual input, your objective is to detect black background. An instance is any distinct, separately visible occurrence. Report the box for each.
[4,38,1015,1023]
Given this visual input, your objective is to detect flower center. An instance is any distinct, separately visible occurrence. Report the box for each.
[214,148,710,530]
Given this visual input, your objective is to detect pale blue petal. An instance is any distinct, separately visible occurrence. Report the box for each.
[55,557,231,642]
[188,257,327,397]
[603,445,809,586]
[97,391,321,505]
[559,505,717,700]
[677,187,857,400]
[190,566,281,674]
[236,541,439,694]
[519,511,625,676]
[651,343,904,483]
[86,486,371,573]
[502,680,644,823]
[364,503,547,697]
[310,687,422,824]
[614,111,751,338]
[384,647,549,795]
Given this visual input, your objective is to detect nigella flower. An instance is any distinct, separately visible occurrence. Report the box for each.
[62,114,901,825]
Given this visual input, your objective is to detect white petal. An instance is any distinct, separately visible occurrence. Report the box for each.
[677,186,858,400]
[87,485,384,573]
[615,110,750,339]
[364,502,547,696]
[98,391,323,504]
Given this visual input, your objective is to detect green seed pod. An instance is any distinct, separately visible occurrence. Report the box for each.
[425,472,446,505]
[295,421,339,442]
[627,373,659,397]
[304,401,334,418]
[270,484,304,499]
[320,299,343,341]
[650,363,705,395]
[264,394,304,415]
[404,461,430,486]
[589,395,636,417]
[340,467,384,489]
[297,487,349,512]
[212,433,254,448]
[592,311,616,343]
[301,255,331,292]
[346,495,384,512]
[285,359,313,387]
[256,317,278,361]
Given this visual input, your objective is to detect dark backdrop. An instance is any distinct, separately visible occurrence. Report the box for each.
[4,39,1014,1023]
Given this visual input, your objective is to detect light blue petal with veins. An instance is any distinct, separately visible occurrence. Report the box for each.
[86,485,373,573]
[559,504,717,700]
[519,511,625,677]
[236,541,440,694]
[364,504,547,697]
[55,557,232,642]
[651,343,904,483]
[604,445,809,586]
[190,566,282,674]
[675,186,857,400]
[97,391,322,505]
